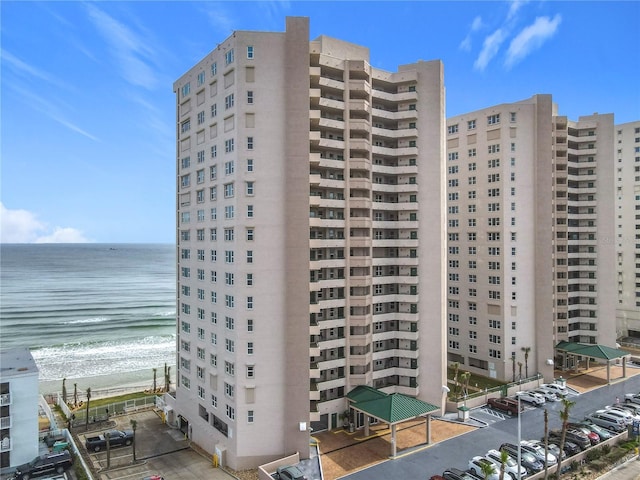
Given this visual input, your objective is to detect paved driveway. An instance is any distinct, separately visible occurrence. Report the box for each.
[80,409,235,480]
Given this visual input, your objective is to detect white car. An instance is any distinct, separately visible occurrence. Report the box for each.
[607,405,640,422]
[515,391,546,406]
[596,408,633,425]
[521,440,557,466]
[625,393,640,406]
[532,388,559,402]
[541,383,568,397]
[485,449,527,480]
[468,456,499,480]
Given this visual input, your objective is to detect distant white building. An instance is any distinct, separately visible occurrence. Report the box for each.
[0,348,39,471]
[615,121,640,339]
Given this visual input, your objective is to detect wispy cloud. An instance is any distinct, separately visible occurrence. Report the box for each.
[507,0,530,21]
[474,28,508,71]
[0,203,91,243]
[459,16,484,52]
[6,83,99,141]
[505,14,562,68]
[200,3,236,36]
[1,49,70,89]
[84,3,158,89]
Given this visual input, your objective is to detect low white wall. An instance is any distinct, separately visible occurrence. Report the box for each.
[258,452,301,480]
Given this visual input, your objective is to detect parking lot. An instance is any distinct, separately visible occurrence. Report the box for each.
[78,409,235,480]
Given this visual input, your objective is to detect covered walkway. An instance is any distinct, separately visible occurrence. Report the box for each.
[556,341,631,383]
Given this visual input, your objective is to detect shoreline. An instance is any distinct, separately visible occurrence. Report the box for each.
[38,366,176,399]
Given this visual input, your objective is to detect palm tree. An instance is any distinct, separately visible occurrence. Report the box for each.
[518,362,523,381]
[152,368,157,392]
[543,409,549,480]
[451,362,460,399]
[461,372,471,401]
[499,448,509,480]
[480,460,497,480]
[130,419,138,462]
[105,430,111,469]
[522,347,531,378]
[62,378,67,405]
[510,354,516,382]
[85,387,91,429]
[556,398,576,479]
[73,383,78,407]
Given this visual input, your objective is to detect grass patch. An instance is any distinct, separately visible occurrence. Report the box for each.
[446,368,506,390]
[70,391,154,411]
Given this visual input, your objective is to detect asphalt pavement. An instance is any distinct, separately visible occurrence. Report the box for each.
[342,375,640,479]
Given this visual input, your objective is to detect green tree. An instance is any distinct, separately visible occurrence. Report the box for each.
[130,419,138,462]
[556,398,576,479]
[518,362,523,381]
[522,347,531,378]
[451,362,460,399]
[510,354,516,383]
[480,460,497,480]
[499,448,509,480]
[84,387,91,429]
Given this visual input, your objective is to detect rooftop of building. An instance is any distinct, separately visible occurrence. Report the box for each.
[0,347,39,379]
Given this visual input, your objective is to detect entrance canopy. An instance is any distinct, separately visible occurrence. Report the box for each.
[346,385,439,424]
[555,341,631,383]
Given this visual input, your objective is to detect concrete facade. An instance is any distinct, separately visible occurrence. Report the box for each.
[172,17,446,470]
[615,121,640,338]
[445,95,616,382]
[0,348,40,470]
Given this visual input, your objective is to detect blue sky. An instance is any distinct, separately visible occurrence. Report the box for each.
[2,1,639,243]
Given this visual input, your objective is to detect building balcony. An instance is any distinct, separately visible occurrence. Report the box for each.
[350,295,373,308]
[308,217,344,228]
[319,137,345,150]
[349,196,371,210]
[310,66,321,78]
[349,314,371,327]
[372,126,417,140]
[0,435,10,452]
[349,333,373,347]
[372,238,419,248]
[371,89,417,103]
[309,389,321,401]
[1,416,10,429]
[349,99,371,115]
[349,137,371,153]
[349,236,371,249]
[320,76,345,91]
[349,119,370,135]
[349,257,373,268]
[349,217,372,229]
[309,238,346,249]
[0,393,10,406]
[318,117,345,131]
[318,156,345,170]
[371,183,417,194]
[348,79,371,96]
[372,107,418,122]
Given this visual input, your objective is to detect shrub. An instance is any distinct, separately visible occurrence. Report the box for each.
[585,448,600,461]
[601,443,611,455]
[570,460,579,471]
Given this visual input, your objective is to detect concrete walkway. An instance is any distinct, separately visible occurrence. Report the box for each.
[596,456,640,480]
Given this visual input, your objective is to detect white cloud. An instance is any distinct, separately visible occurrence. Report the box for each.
[507,0,530,21]
[459,16,484,51]
[200,3,235,36]
[474,28,508,71]
[1,49,70,89]
[84,4,158,90]
[0,203,90,244]
[505,14,562,68]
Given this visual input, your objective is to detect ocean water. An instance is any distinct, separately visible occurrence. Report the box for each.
[0,244,176,394]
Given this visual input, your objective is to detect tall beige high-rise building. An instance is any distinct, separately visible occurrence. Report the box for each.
[445,95,615,382]
[169,17,446,470]
[615,121,640,338]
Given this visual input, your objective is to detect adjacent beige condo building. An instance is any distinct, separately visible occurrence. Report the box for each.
[172,17,446,470]
[446,94,616,382]
[615,121,640,338]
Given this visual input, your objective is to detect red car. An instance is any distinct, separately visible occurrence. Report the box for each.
[487,397,524,415]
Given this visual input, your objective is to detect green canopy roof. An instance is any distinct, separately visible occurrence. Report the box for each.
[556,341,630,361]
[347,386,439,424]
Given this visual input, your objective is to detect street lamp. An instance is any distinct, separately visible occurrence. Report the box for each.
[517,394,522,480]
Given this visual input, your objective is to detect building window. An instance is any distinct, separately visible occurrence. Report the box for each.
[247,45,254,59]
[247,341,254,354]
[247,205,254,218]
[247,91,254,104]
[225,139,234,153]
[448,124,458,134]
[247,159,254,172]
[247,410,254,423]
[467,119,476,130]
[225,93,235,110]
[247,365,255,378]
[246,228,254,241]
[247,137,254,150]
[247,250,253,264]
[225,160,235,175]
[487,114,500,125]
[225,49,234,65]
[181,83,190,98]
[211,104,217,118]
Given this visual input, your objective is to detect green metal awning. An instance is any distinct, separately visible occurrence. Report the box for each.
[347,385,439,424]
[555,341,629,361]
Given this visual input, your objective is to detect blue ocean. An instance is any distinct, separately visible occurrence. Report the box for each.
[0,244,176,393]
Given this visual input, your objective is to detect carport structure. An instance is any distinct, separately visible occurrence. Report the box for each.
[556,341,632,383]
[346,385,439,457]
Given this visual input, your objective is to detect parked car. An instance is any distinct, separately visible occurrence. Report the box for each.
[499,443,544,474]
[625,393,640,405]
[85,429,134,452]
[585,411,627,432]
[520,440,557,465]
[468,456,499,480]
[541,383,568,397]
[526,440,566,461]
[579,421,615,440]
[142,476,165,480]
[606,405,640,422]
[567,423,601,445]
[531,388,559,402]
[485,449,527,480]
[487,397,524,415]
[13,451,73,480]
[548,428,591,451]
[277,465,307,480]
[515,391,545,406]
[442,467,482,480]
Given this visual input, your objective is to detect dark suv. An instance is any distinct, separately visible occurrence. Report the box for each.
[13,451,73,479]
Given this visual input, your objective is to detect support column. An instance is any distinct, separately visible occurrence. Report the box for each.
[364,414,370,437]
[426,416,431,444]
[623,357,627,378]
[391,424,397,457]
[607,362,611,384]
